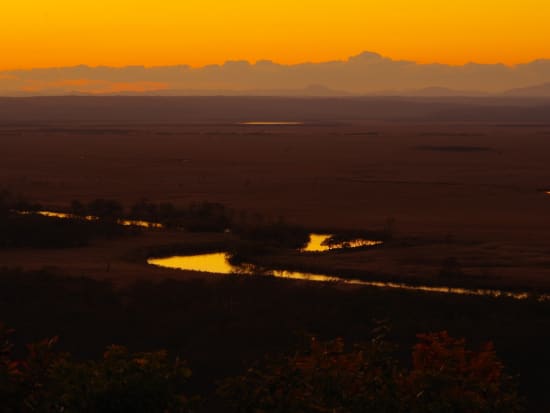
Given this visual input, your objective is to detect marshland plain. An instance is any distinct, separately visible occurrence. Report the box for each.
[1,98,550,291]
[2,97,550,411]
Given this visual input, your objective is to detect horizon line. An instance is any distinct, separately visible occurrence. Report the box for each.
[4,51,550,72]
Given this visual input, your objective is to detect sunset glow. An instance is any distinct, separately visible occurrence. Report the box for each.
[2,0,549,70]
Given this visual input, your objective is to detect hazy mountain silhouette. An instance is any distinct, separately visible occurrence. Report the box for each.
[368,86,488,97]
[1,51,550,96]
[501,83,550,97]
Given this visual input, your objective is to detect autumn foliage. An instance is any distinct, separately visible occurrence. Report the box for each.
[1,322,522,413]
[219,331,522,413]
[0,323,192,413]
[403,331,521,413]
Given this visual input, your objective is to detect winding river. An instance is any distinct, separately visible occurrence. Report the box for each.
[148,235,550,303]
[17,210,163,229]
[16,210,550,302]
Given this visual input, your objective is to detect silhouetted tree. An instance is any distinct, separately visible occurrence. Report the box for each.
[87,199,124,219]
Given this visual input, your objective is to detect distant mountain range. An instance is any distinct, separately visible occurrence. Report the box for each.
[501,83,550,97]
[4,84,550,98]
[1,52,550,96]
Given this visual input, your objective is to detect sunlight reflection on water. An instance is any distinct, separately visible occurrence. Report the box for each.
[301,234,383,252]
[17,209,550,302]
[17,210,163,229]
[301,234,333,252]
[147,253,550,302]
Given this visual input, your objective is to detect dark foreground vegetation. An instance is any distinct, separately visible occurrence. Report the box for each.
[1,323,520,413]
[1,269,549,412]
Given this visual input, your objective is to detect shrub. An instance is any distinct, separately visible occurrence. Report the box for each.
[218,332,521,413]
[0,328,192,413]
[403,331,522,413]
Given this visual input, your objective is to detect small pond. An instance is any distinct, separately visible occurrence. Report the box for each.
[301,234,383,252]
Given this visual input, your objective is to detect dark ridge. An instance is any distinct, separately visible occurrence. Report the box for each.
[1,96,550,123]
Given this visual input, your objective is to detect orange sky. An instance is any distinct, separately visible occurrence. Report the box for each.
[1,0,549,70]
